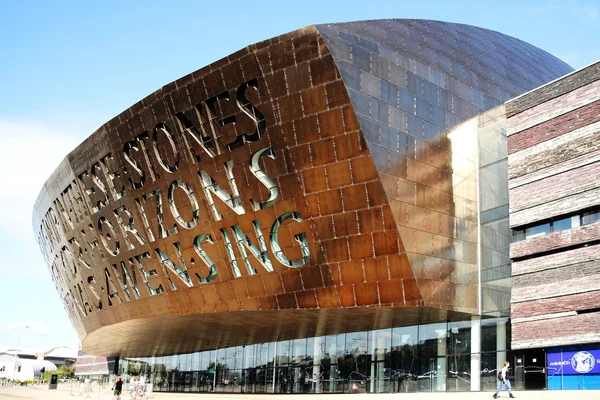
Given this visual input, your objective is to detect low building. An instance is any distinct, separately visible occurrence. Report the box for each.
[0,346,76,381]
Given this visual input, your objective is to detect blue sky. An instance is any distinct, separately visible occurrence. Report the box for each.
[0,0,598,352]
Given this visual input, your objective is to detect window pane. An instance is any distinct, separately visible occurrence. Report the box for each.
[391,326,417,392]
[369,328,391,363]
[582,210,600,225]
[448,320,471,355]
[343,331,368,381]
[276,340,291,366]
[418,322,447,358]
[525,223,550,239]
[292,338,307,363]
[512,229,525,242]
[552,217,571,233]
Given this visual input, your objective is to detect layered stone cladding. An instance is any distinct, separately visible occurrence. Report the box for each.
[507,61,600,350]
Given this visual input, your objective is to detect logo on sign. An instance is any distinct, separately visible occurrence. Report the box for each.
[571,351,595,373]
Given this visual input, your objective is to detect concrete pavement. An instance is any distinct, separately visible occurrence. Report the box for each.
[1,384,599,399]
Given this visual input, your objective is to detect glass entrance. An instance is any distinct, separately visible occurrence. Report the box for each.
[514,349,546,390]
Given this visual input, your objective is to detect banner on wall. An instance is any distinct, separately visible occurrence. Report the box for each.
[547,350,600,375]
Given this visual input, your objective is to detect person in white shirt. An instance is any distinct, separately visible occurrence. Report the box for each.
[493,361,515,398]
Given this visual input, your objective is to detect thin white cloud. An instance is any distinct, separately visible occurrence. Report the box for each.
[0,120,80,240]
[0,321,80,353]
[0,120,84,351]
[0,321,47,337]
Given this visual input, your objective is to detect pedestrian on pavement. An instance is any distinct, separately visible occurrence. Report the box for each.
[112,376,124,400]
[493,361,515,398]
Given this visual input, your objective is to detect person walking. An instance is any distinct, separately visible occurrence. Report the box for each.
[112,376,124,400]
[493,361,515,398]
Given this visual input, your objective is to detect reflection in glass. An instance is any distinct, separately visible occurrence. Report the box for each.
[447,321,471,391]
[525,223,550,239]
[582,208,600,225]
[369,329,391,393]
[552,217,571,232]
[390,325,417,392]
[418,323,448,392]
[123,319,516,394]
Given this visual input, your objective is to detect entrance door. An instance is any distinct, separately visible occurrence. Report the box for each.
[183,372,192,392]
[370,361,389,393]
[514,349,546,390]
[417,358,436,392]
[276,367,292,393]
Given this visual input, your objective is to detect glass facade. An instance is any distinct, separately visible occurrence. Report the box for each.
[476,106,511,318]
[118,318,510,394]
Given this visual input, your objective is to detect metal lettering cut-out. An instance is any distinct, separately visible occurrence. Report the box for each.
[54,197,74,231]
[123,137,147,189]
[175,107,221,162]
[192,234,218,283]
[155,243,193,289]
[269,211,310,268]
[136,189,178,240]
[113,205,146,250]
[249,147,279,211]
[68,237,93,270]
[91,163,110,212]
[74,175,94,214]
[75,281,93,314]
[86,276,103,310]
[111,260,140,301]
[229,79,266,150]
[124,131,157,185]
[99,153,126,201]
[231,220,273,273]
[168,179,200,229]
[134,252,163,296]
[42,208,60,248]
[59,245,77,280]
[104,267,124,306]
[69,178,90,218]
[205,91,236,147]
[220,228,242,278]
[152,123,180,173]
[199,162,244,221]
[98,216,120,256]
[66,288,87,318]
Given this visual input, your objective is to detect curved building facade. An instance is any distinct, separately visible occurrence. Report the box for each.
[33,19,572,393]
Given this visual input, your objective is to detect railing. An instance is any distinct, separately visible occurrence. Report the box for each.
[70,381,110,397]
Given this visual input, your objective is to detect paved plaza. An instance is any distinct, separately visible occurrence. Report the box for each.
[1,385,599,400]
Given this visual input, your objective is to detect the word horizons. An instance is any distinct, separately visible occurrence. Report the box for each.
[36,77,311,322]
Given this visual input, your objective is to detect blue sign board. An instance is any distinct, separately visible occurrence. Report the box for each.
[547,350,600,375]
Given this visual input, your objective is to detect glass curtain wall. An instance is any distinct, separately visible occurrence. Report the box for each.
[120,318,510,394]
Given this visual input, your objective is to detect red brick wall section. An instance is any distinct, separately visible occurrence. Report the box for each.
[509,162,600,211]
[512,290,600,319]
[512,312,600,345]
[508,99,600,154]
[512,244,600,276]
